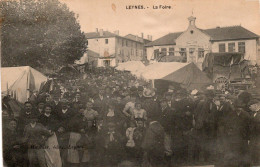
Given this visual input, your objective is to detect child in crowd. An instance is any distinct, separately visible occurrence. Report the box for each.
[125,121,137,160]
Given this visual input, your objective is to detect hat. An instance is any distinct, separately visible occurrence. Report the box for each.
[143,88,155,97]
[60,98,69,104]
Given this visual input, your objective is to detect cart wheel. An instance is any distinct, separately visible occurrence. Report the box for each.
[215,77,229,92]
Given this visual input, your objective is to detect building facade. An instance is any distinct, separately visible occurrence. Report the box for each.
[146,16,260,66]
[85,29,151,67]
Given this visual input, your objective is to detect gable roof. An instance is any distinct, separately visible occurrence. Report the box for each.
[145,32,183,47]
[124,34,151,44]
[203,26,259,41]
[145,26,259,47]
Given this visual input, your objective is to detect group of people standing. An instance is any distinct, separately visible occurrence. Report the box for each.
[2,68,260,167]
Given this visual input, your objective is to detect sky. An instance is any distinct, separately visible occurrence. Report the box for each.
[60,0,260,40]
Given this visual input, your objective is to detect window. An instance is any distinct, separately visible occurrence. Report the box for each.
[126,40,128,47]
[238,42,245,53]
[122,40,124,46]
[198,48,204,58]
[179,48,187,62]
[169,48,174,56]
[219,43,225,52]
[118,38,121,45]
[105,39,108,44]
[154,49,159,60]
[228,43,235,52]
[131,49,134,55]
[161,48,167,57]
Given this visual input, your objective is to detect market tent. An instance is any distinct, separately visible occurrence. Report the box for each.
[116,61,145,76]
[160,62,212,90]
[1,66,47,103]
[139,62,189,80]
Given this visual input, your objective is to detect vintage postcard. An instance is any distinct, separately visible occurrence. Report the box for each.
[1,0,260,166]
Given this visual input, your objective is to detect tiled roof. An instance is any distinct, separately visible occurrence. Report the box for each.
[85,31,118,39]
[145,26,259,47]
[124,34,151,44]
[203,26,259,41]
[145,32,183,47]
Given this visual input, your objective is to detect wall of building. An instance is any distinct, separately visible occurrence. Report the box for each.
[176,26,211,63]
[87,37,116,57]
[115,38,145,63]
[146,45,177,61]
[211,39,257,62]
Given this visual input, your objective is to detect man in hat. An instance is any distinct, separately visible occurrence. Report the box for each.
[221,99,251,167]
[24,114,52,167]
[193,90,218,162]
[142,88,159,119]
[248,99,260,166]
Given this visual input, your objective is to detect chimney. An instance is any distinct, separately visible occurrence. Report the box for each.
[150,35,152,41]
[216,26,220,28]
[99,29,103,36]
[188,16,196,26]
[96,28,98,33]
[147,35,150,40]
[141,33,144,39]
[135,35,138,41]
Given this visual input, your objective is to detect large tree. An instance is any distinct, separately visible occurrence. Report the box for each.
[1,0,87,70]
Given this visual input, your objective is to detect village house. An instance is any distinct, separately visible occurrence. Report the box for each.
[85,29,151,67]
[145,16,260,67]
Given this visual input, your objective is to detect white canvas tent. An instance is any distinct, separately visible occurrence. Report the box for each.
[1,66,48,103]
[116,61,145,76]
[139,62,189,80]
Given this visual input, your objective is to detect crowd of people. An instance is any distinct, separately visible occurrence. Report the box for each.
[2,67,260,167]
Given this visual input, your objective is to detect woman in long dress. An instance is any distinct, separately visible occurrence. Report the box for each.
[39,104,62,167]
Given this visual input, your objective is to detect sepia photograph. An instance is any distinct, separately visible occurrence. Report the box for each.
[1,0,260,166]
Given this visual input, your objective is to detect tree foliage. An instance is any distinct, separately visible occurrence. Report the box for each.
[1,0,87,70]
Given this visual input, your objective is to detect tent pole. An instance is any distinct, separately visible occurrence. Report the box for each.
[152,80,155,88]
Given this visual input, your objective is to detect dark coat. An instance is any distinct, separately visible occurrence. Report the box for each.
[157,106,174,135]
[38,114,58,131]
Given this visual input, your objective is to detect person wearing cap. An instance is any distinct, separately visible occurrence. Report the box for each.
[220,99,251,167]
[248,99,260,166]
[23,114,52,167]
